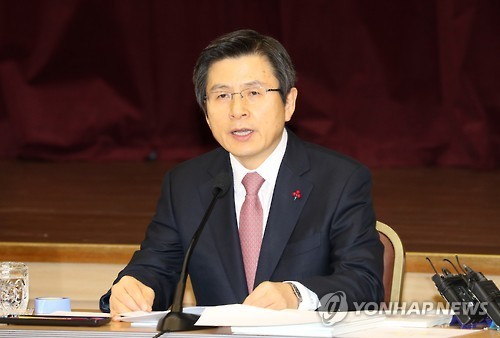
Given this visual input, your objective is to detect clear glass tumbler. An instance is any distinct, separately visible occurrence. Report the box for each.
[0,262,29,315]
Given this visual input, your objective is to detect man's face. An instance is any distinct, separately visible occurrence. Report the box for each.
[205,54,297,170]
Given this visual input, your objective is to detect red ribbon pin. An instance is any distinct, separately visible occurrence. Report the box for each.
[292,189,302,200]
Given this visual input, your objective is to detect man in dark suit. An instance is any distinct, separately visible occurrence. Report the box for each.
[100,29,384,317]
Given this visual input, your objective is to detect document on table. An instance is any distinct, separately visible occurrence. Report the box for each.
[195,304,322,326]
[196,305,459,337]
[337,327,481,338]
[118,306,204,325]
[196,304,385,336]
[114,304,457,336]
[384,311,452,328]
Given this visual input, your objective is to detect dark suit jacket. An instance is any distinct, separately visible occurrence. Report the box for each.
[100,130,384,311]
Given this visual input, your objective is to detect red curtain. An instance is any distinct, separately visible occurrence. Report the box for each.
[1,0,498,168]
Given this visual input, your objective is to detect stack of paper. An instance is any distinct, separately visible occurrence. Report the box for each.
[229,314,385,337]
[118,307,204,326]
[115,304,455,336]
[196,304,385,337]
[384,312,452,328]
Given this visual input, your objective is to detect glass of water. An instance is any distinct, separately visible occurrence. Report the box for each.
[0,262,29,315]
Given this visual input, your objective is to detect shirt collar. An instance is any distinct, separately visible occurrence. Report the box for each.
[230,129,288,187]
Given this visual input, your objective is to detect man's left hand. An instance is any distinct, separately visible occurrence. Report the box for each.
[243,281,298,310]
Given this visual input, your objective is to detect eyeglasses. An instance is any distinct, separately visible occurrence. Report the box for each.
[205,86,281,106]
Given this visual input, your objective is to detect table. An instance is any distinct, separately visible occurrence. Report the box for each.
[1,321,499,338]
[1,321,226,337]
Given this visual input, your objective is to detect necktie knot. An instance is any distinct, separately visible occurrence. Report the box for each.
[242,172,265,196]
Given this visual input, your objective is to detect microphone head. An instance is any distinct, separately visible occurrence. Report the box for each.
[212,172,232,198]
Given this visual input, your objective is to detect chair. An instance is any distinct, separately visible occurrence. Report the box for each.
[376,221,405,304]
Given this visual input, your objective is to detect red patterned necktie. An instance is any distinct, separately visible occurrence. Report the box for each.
[239,172,265,293]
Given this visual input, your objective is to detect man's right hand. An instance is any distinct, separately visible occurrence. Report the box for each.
[109,276,155,319]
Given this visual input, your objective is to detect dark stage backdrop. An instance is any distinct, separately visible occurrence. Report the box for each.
[0,0,499,168]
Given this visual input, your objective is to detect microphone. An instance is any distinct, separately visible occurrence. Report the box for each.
[156,172,232,333]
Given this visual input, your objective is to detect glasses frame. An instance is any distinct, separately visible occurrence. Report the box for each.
[204,87,281,103]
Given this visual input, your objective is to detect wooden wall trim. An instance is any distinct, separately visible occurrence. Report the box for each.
[0,242,138,264]
[406,252,500,275]
[2,242,499,275]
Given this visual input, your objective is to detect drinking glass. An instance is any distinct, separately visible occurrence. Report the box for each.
[0,262,29,315]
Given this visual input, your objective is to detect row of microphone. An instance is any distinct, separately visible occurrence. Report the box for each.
[428,256,500,327]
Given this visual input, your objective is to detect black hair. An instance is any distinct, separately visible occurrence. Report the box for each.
[193,29,296,114]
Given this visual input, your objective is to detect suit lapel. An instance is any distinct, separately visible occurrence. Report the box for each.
[254,132,313,286]
[201,152,248,302]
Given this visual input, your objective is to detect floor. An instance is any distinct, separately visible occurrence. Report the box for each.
[1,161,499,254]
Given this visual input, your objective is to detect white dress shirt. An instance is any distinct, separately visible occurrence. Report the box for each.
[229,129,319,310]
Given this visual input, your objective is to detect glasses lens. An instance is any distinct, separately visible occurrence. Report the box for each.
[242,87,265,101]
[208,92,230,102]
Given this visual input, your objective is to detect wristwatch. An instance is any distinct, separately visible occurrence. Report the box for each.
[285,282,302,305]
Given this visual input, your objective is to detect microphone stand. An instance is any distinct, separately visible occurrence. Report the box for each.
[156,176,229,333]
